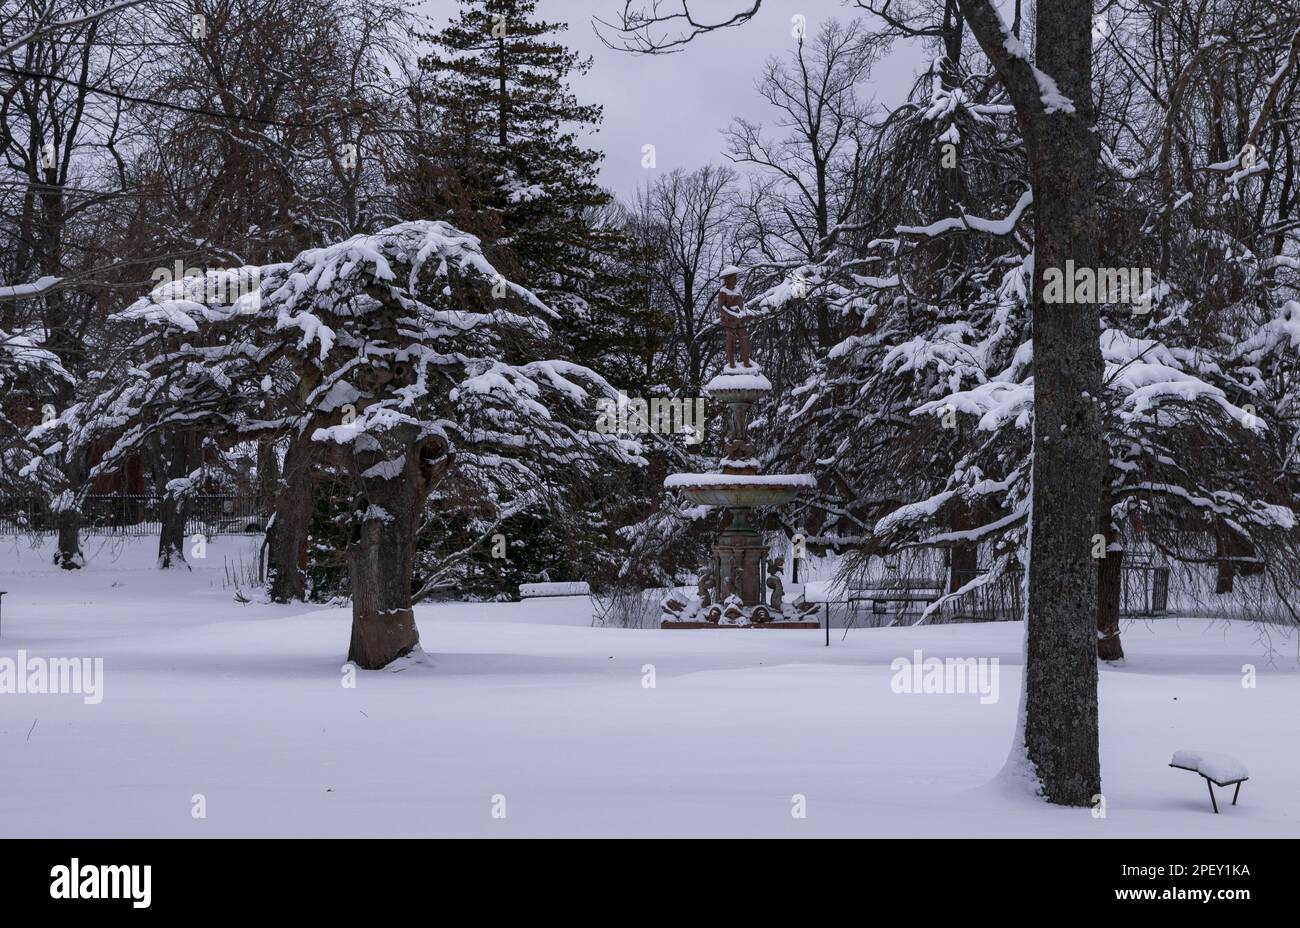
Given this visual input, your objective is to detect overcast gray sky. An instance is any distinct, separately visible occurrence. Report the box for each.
[417,0,930,202]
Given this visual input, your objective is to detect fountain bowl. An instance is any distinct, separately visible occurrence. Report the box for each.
[664,472,815,508]
[704,367,773,405]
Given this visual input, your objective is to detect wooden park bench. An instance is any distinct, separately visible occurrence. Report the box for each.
[1169,750,1249,813]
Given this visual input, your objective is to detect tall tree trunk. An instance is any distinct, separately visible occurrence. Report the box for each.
[43,185,83,570]
[266,435,314,603]
[1023,10,1104,807]
[960,0,1103,805]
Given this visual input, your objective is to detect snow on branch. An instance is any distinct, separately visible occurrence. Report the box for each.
[0,275,63,302]
[896,189,1033,238]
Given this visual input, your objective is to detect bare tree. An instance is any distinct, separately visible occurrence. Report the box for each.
[633,166,745,392]
[726,17,878,351]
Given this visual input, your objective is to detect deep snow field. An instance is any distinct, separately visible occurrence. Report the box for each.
[1,535,1297,838]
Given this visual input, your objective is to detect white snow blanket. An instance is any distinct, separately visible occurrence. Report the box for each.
[1,537,1295,838]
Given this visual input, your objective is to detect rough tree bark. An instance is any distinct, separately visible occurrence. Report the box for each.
[1096,545,1125,661]
[1096,489,1125,662]
[266,435,314,603]
[157,491,189,569]
[52,466,85,569]
[344,431,448,670]
[257,438,280,517]
[959,0,1103,805]
[52,441,86,569]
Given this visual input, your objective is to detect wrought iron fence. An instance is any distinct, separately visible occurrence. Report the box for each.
[0,495,266,536]
[1120,561,1170,615]
[935,568,1025,623]
[937,562,1169,622]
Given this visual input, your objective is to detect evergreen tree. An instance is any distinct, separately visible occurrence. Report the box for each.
[404,0,659,594]
[415,0,607,310]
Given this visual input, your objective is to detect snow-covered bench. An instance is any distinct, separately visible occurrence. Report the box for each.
[1169,750,1249,813]
[519,582,591,599]
[848,577,945,626]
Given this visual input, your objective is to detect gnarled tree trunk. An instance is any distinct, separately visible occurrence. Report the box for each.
[53,493,84,569]
[345,432,448,669]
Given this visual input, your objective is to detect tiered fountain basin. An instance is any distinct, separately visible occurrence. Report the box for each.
[660,358,818,628]
[663,472,816,508]
[704,364,773,404]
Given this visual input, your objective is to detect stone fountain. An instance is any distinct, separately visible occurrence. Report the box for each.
[661,266,818,628]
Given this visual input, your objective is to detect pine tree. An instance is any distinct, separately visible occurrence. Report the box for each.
[407,0,658,593]
[415,0,605,301]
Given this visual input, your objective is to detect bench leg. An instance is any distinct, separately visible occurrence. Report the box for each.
[1232,782,1241,806]
[1207,778,1219,814]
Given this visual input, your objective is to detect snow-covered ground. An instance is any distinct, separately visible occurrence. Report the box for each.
[1,535,1296,837]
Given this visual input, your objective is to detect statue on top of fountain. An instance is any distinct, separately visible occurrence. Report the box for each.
[718,264,751,368]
